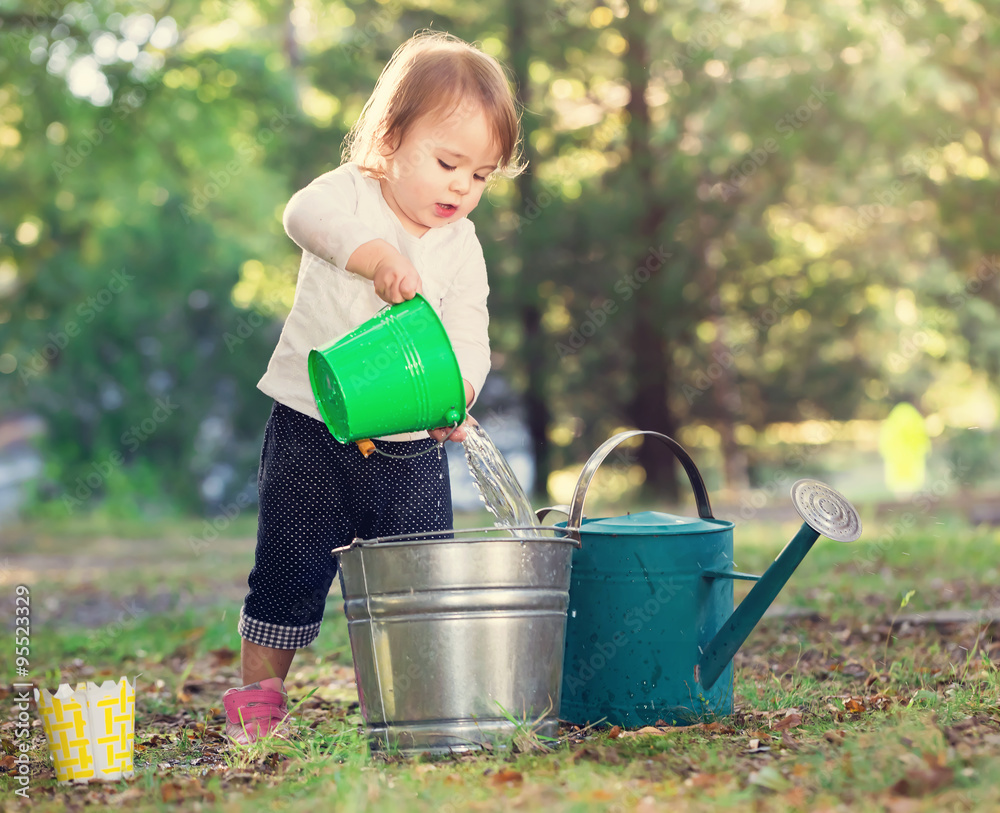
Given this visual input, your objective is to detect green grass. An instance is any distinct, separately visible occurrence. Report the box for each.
[2,515,999,810]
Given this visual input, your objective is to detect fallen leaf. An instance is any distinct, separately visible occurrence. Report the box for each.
[608,725,622,739]
[621,726,670,738]
[209,647,237,666]
[823,730,846,746]
[844,697,866,713]
[685,772,729,788]
[773,713,803,731]
[780,731,800,751]
[489,769,523,787]
[890,765,954,797]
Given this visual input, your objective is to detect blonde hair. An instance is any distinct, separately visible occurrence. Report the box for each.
[344,31,524,179]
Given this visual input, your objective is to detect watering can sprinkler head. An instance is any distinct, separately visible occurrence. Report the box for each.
[696,479,862,690]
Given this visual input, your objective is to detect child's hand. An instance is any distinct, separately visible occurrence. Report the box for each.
[429,414,478,444]
[372,255,423,304]
[346,239,423,304]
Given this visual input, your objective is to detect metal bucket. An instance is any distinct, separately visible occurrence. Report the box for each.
[335,526,577,754]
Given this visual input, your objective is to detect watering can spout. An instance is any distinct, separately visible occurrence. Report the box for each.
[697,480,862,690]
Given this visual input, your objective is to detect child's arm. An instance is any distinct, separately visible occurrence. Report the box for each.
[282,169,421,304]
[345,240,423,305]
[439,233,490,407]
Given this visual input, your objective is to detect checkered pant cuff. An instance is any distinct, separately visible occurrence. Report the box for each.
[238,606,321,649]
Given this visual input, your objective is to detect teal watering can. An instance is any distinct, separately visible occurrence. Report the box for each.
[554,430,862,727]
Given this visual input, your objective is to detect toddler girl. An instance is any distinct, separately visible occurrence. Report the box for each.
[223,30,523,744]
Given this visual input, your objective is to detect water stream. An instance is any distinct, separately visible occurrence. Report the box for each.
[461,423,538,528]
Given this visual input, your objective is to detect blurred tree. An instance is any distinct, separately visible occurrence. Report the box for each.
[2,0,998,514]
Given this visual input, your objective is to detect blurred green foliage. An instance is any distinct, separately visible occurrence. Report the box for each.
[1,0,998,513]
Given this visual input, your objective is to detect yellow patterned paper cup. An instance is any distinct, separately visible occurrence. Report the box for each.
[34,677,135,783]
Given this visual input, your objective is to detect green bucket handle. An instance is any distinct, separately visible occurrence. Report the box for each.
[566,430,715,542]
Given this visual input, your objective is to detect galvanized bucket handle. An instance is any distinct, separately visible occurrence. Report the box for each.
[567,430,714,541]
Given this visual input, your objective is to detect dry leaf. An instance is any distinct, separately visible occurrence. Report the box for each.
[844,697,866,713]
[824,729,846,746]
[780,731,800,751]
[890,763,955,797]
[489,769,524,787]
[608,725,622,739]
[622,726,670,738]
[774,713,803,731]
[685,772,725,788]
[209,647,237,666]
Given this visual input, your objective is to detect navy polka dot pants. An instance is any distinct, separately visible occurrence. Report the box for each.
[239,401,453,650]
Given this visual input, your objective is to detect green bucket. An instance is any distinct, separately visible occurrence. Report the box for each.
[308,294,467,443]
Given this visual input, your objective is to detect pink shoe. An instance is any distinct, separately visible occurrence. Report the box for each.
[223,677,290,745]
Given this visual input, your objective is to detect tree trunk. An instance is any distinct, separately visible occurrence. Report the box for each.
[508,0,552,499]
[622,2,678,500]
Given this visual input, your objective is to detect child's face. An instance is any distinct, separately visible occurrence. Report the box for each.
[380,105,501,237]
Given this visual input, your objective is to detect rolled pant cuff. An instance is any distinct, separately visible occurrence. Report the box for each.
[238,606,321,650]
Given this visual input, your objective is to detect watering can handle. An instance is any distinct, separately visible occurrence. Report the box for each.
[567,430,714,541]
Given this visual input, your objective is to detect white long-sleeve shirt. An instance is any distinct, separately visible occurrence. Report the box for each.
[257,162,491,440]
